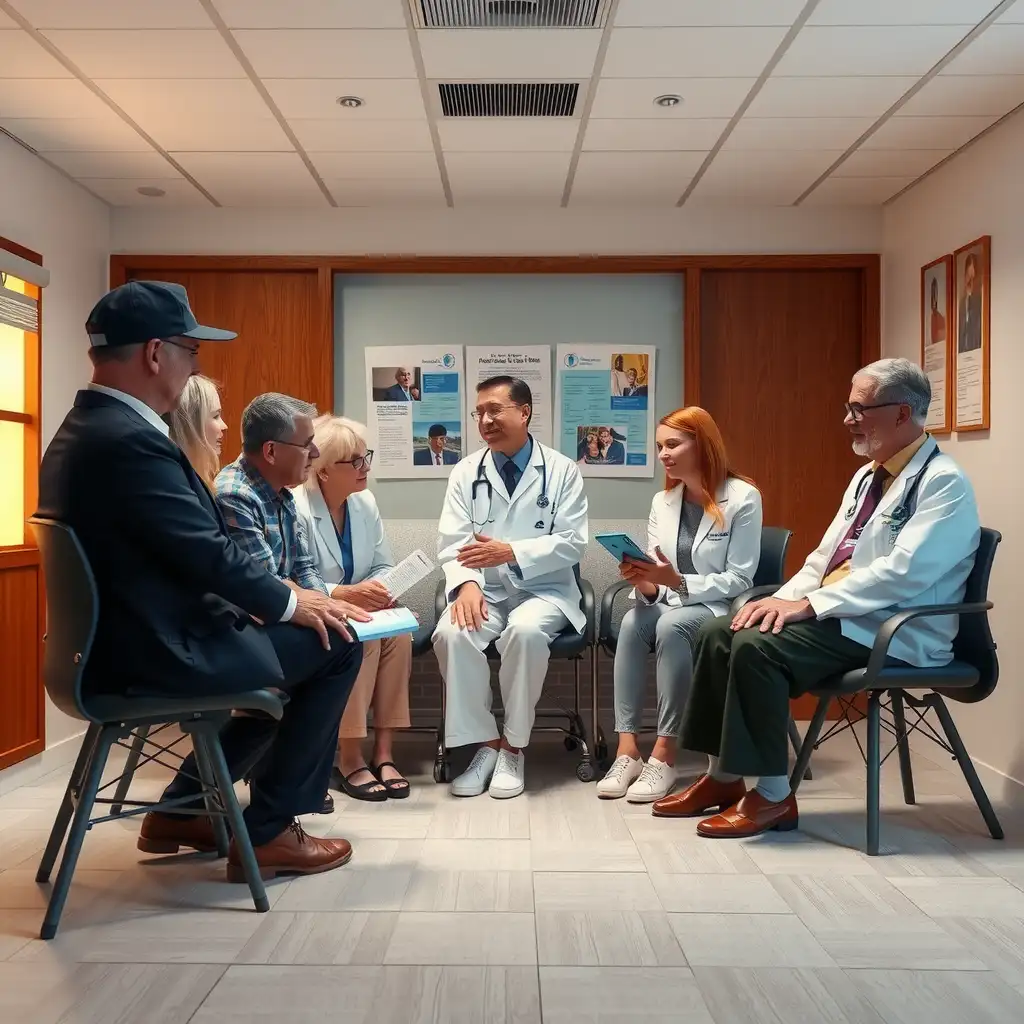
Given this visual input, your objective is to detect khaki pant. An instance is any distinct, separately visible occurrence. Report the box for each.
[337,633,412,742]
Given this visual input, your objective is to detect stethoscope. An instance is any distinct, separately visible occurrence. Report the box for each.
[470,436,554,532]
[844,445,940,528]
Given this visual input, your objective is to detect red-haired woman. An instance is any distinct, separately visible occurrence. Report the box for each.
[596,407,763,802]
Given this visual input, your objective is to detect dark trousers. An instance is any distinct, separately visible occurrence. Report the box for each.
[681,616,870,778]
[163,625,363,846]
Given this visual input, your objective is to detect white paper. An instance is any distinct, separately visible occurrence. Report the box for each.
[377,549,434,600]
[466,346,552,450]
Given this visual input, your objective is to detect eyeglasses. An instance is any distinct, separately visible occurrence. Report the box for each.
[270,438,319,455]
[844,401,903,423]
[162,338,200,358]
[471,404,521,422]
[336,450,374,471]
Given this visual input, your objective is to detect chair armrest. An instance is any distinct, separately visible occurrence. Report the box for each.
[860,601,993,685]
[599,579,633,645]
[729,584,780,616]
[434,578,447,620]
[578,576,596,643]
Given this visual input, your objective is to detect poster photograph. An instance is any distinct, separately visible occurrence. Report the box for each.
[466,346,552,450]
[921,254,953,435]
[953,235,991,432]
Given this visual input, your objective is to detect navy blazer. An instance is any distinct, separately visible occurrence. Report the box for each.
[413,447,458,465]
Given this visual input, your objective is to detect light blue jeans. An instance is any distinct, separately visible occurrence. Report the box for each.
[613,602,715,737]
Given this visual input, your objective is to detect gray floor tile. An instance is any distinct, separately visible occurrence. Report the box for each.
[536,910,685,966]
[670,913,836,968]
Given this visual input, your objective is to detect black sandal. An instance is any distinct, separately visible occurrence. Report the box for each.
[372,761,410,799]
[338,766,388,802]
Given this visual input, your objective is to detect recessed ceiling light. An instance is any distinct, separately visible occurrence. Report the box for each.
[336,95,365,108]
[654,94,682,108]
[136,186,166,197]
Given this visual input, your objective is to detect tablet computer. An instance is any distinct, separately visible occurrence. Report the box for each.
[594,532,655,564]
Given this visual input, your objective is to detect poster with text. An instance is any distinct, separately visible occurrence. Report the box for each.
[466,346,552,451]
[554,345,656,477]
[364,346,465,478]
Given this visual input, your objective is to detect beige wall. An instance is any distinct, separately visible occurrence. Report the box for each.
[883,110,1023,795]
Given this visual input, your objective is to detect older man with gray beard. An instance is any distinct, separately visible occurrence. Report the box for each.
[652,358,981,839]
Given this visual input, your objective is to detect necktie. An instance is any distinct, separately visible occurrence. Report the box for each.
[434,452,440,466]
[500,460,519,497]
[823,465,890,578]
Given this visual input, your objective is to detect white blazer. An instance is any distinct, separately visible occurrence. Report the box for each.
[437,440,588,632]
[292,483,393,589]
[640,477,763,617]
[774,435,980,668]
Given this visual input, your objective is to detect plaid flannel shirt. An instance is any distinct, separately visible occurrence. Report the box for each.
[214,455,328,594]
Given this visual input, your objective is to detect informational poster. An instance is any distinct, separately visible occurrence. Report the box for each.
[554,344,657,478]
[364,346,465,479]
[465,346,552,450]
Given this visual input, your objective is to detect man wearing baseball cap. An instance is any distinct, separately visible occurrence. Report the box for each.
[37,280,371,882]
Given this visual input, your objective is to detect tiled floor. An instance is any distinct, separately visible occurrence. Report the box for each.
[3,733,1024,1023]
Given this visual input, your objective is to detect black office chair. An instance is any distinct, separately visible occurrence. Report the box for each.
[598,526,793,767]
[29,518,284,939]
[789,527,1003,856]
[429,565,598,783]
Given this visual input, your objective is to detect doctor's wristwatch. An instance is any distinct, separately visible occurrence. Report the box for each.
[675,577,689,599]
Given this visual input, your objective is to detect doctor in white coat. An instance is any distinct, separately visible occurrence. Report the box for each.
[432,375,588,799]
[653,359,981,841]
[597,406,762,803]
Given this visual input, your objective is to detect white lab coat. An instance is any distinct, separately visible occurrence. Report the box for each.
[292,483,393,589]
[437,440,588,632]
[774,435,980,668]
[639,477,763,616]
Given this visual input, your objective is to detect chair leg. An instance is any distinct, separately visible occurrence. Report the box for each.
[788,716,812,781]
[866,691,881,856]
[110,725,149,816]
[197,722,270,912]
[40,726,115,940]
[790,698,830,793]
[889,691,916,806]
[36,723,101,884]
[931,695,1004,841]
[193,732,231,858]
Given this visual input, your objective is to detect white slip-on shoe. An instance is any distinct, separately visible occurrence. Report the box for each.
[450,745,499,798]
[626,757,676,803]
[488,748,526,799]
[596,755,644,799]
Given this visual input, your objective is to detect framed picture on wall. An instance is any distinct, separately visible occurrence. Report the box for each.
[921,254,953,435]
[953,234,991,432]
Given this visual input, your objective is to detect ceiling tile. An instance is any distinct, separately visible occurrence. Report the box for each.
[0,28,73,75]
[445,151,571,197]
[170,151,316,188]
[605,27,788,78]
[0,115,154,150]
[750,76,917,116]
[863,114,999,149]
[11,1,211,28]
[78,177,209,206]
[308,151,440,178]
[803,177,913,205]
[809,0,997,25]
[419,29,601,79]
[940,26,1024,75]
[693,148,841,200]
[574,149,706,185]
[590,77,755,119]
[569,181,690,205]
[216,185,329,208]
[615,0,804,27]
[725,116,873,150]
[38,148,174,178]
[438,119,579,152]
[148,118,292,151]
[328,178,447,206]
[583,118,727,151]
[0,78,112,118]
[902,74,1024,116]
[263,78,426,120]
[213,0,406,28]
[774,26,970,76]
[41,29,245,78]
[835,149,953,178]
[97,79,271,124]
[289,118,433,151]
[0,10,16,27]
[233,29,415,78]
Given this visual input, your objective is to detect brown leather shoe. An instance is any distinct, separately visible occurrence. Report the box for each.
[226,821,353,882]
[137,811,218,855]
[651,774,747,818]
[696,789,798,838]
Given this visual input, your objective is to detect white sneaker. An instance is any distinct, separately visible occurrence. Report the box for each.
[626,757,676,803]
[488,748,526,799]
[596,755,644,799]
[451,746,498,797]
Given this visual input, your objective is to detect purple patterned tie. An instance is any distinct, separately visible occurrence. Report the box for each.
[823,465,890,578]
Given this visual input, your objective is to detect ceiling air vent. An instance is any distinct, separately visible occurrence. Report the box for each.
[438,82,580,117]
[414,0,608,28]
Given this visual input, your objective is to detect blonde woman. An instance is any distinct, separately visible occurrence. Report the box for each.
[293,415,413,800]
[167,373,226,488]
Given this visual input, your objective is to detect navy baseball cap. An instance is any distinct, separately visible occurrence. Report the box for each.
[86,280,236,348]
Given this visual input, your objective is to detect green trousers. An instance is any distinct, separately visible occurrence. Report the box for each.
[680,615,871,777]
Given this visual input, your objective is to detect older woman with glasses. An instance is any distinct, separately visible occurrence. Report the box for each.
[293,415,413,801]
